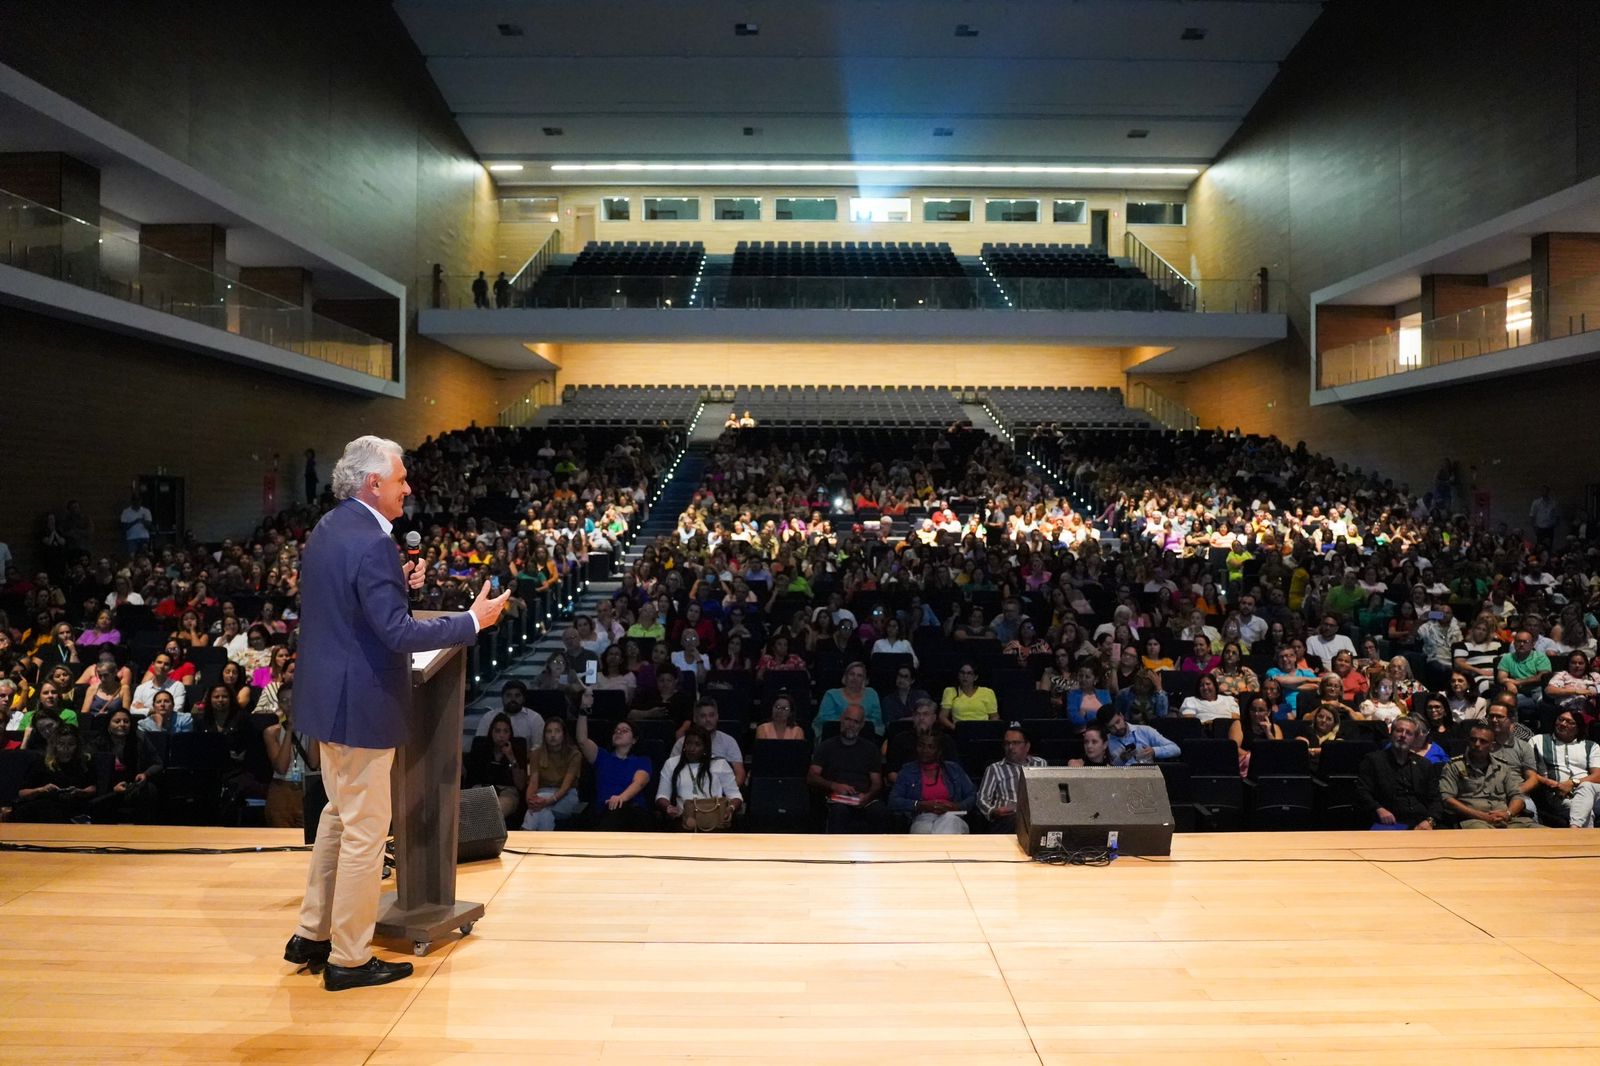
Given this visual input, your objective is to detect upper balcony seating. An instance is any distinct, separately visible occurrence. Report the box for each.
[568,240,705,277]
[525,241,705,307]
[979,243,1143,280]
[731,240,963,278]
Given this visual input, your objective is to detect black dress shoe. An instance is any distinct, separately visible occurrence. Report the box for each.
[283,934,332,974]
[323,956,414,992]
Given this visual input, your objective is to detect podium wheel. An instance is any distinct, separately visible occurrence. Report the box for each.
[413,940,431,956]
[460,922,475,936]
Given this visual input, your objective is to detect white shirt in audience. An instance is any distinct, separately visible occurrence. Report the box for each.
[1179,694,1239,723]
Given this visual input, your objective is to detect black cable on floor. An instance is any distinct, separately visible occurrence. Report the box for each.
[3,840,1597,866]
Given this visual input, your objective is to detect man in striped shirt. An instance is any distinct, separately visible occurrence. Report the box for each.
[977,723,1047,834]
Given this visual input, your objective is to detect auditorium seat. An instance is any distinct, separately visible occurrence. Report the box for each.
[1178,738,1244,831]
[982,386,1155,432]
[1244,740,1315,830]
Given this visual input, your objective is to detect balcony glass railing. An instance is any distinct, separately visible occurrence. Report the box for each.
[1128,381,1200,431]
[423,271,1281,313]
[0,188,393,379]
[1317,272,1600,388]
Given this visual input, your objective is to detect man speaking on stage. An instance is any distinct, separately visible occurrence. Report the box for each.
[283,435,510,991]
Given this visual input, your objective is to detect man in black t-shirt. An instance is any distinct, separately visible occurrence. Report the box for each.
[808,706,889,833]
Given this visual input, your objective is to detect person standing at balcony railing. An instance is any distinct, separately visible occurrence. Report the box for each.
[304,449,319,505]
[471,271,489,309]
[493,272,510,308]
[120,493,153,558]
[1530,486,1559,549]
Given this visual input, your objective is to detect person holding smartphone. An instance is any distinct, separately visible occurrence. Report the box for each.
[14,724,98,822]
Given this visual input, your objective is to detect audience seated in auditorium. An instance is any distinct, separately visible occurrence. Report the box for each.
[575,710,654,831]
[1441,721,1538,829]
[465,711,530,825]
[976,723,1047,834]
[884,698,958,785]
[1529,708,1600,828]
[888,732,974,835]
[808,706,889,833]
[522,717,582,831]
[1098,707,1179,766]
[657,725,742,830]
[1355,716,1441,830]
[668,698,746,787]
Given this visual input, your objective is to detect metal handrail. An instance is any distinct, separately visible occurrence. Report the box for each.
[1129,380,1200,431]
[510,227,562,290]
[1124,231,1198,312]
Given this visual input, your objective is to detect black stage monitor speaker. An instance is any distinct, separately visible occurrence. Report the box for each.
[457,785,509,863]
[305,782,508,863]
[1015,767,1173,857]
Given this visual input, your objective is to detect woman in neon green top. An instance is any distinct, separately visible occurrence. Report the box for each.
[941,664,999,722]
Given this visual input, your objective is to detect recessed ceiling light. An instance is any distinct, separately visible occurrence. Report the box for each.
[487,163,524,172]
[1126,129,1149,139]
[954,24,979,37]
[496,22,524,37]
[542,126,564,136]
[933,127,954,137]
[734,22,759,36]
[1180,27,1207,40]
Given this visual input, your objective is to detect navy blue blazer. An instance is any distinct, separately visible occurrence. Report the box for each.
[294,499,478,749]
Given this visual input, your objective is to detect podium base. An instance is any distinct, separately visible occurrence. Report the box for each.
[374,893,485,957]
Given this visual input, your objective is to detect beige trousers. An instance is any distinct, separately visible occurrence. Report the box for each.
[295,742,394,967]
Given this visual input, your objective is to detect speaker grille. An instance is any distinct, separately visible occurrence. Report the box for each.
[458,785,509,863]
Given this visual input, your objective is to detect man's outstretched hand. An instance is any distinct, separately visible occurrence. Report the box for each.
[470,581,512,630]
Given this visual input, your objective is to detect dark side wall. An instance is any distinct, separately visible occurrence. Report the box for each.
[0,2,543,564]
[1133,1,1600,528]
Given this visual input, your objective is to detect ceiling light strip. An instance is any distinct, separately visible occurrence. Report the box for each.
[547,162,1200,175]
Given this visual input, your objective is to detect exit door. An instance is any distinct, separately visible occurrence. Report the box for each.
[574,208,595,247]
[1090,210,1109,252]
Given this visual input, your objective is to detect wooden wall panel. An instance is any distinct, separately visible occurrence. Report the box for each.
[312,298,401,346]
[1534,233,1600,342]
[1421,276,1505,321]
[555,343,1128,390]
[237,267,311,307]
[529,186,1189,264]
[0,151,98,218]
[1315,305,1395,355]
[139,224,225,271]
[1537,233,1600,286]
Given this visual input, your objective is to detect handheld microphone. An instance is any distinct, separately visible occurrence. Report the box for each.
[404,531,423,604]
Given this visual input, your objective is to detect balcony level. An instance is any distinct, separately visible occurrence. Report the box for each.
[419,236,1286,372]
[0,63,405,396]
[1311,174,1600,404]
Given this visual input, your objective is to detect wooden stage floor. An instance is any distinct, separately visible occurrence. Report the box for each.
[3,825,1599,1064]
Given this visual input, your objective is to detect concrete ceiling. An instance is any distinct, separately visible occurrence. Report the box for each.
[396,0,1322,190]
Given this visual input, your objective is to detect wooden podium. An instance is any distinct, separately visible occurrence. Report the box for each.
[373,633,484,956]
